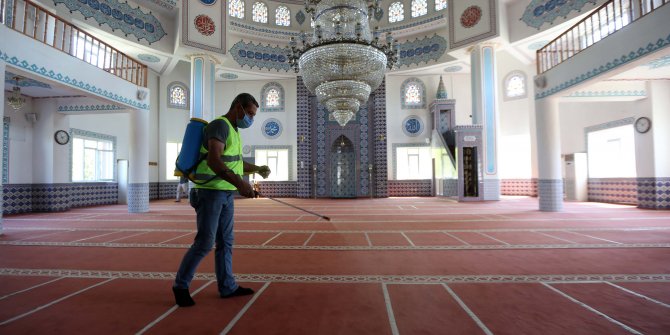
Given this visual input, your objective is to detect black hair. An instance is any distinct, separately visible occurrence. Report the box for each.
[230,93,259,111]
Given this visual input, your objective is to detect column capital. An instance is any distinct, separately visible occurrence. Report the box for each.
[186,53,222,65]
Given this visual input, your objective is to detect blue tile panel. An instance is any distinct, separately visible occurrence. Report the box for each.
[388,180,432,197]
[538,179,563,211]
[521,0,596,29]
[128,183,149,213]
[52,0,167,43]
[637,177,670,210]
[229,40,290,72]
[257,181,298,198]
[3,183,117,215]
[397,34,448,68]
[588,178,638,205]
[373,79,388,198]
[296,76,312,198]
[501,179,538,196]
[443,178,458,197]
[3,117,9,184]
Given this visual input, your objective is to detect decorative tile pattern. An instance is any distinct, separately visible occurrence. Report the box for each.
[460,5,482,28]
[296,77,312,198]
[647,54,670,68]
[566,90,646,97]
[538,179,563,211]
[2,183,118,215]
[220,73,238,79]
[296,10,305,25]
[402,115,424,137]
[158,182,180,200]
[229,20,301,37]
[69,183,118,208]
[373,79,388,198]
[229,40,290,71]
[57,104,124,112]
[501,179,538,196]
[536,32,670,99]
[521,0,596,29]
[379,14,444,33]
[146,0,176,10]
[260,82,285,112]
[257,181,298,197]
[400,77,426,109]
[443,178,458,196]
[5,71,51,88]
[588,178,637,204]
[637,177,670,209]
[444,65,463,72]
[3,117,9,184]
[397,34,447,68]
[0,49,149,110]
[261,118,282,139]
[359,105,370,196]
[52,0,167,43]
[128,183,149,213]
[388,180,431,196]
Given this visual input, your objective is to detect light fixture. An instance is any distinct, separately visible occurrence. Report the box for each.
[289,0,398,127]
[7,76,26,110]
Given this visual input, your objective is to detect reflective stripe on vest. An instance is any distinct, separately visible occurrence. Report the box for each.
[193,116,243,190]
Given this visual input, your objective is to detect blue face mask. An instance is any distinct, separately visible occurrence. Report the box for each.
[237,105,254,129]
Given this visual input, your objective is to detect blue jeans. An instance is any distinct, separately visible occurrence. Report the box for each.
[174,188,239,296]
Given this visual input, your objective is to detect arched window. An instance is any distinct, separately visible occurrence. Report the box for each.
[228,0,244,19]
[504,71,527,100]
[435,0,447,11]
[252,2,268,23]
[168,82,189,109]
[261,82,285,112]
[411,0,427,18]
[275,6,290,26]
[389,2,404,23]
[400,78,426,109]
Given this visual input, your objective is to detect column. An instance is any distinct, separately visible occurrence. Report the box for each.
[190,55,217,121]
[32,99,55,184]
[535,95,563,211]
[470,44,500,200]
[128,108,150,213]
[0,61,5,234]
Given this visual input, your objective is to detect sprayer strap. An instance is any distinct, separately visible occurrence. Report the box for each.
[220,154,242,163]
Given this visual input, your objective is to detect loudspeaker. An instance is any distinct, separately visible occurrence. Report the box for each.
[137,89,148,101]
[534,75,547,89]
[24,113,38,123]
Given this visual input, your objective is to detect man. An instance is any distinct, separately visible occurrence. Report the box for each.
[175,175,189,202]
[172,93,271,307]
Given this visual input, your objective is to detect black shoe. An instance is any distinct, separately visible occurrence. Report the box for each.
[172,287,195,307]
[221,286,254,298]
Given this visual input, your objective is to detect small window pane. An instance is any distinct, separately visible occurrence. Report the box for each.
[229,0,244,19]
[266,89,280,107]
[411,0,427,17]
[253,2,268,23]
[170,86,187,107]
[389,2,404,23]
[506,75,525,98]
[435,0,447,11]
[276,6,290,26]
[405,84,421,104]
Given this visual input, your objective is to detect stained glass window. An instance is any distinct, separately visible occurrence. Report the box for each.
[389,2,404,23]
[405,84,421,103]
[228,0,244,19]
[411,0,427,18]
[266,88,280,107]
[276,6,290,26]
[435,0,447,11]
[253,2,268,23]
[168,82,188,109]
[504,71,526,99]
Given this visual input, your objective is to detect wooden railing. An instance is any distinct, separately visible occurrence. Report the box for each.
[537,0,668,74]
[1,0,147,87]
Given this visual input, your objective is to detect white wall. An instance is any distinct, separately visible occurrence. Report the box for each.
[385,73,472,179]
[158,61,191,181]
[649,80,670,177]
[5,98,35,184]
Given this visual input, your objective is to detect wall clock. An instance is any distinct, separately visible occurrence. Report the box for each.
[634,117,651,134]
[54,130,70,145]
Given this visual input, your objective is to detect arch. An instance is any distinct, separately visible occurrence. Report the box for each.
[503,70,527,100]
[260,82,285,112]
[400,77,426,109]
[252,2,268,23]
[167,81,189,109]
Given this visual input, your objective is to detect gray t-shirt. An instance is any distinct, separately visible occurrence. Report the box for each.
[203,118,232,151]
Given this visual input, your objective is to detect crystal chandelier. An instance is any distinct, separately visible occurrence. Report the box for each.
[289,0,398,126]
[7,77,26,110]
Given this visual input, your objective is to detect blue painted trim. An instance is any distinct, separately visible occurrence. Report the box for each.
[536,32,670,99]
[565,90,646,97]
[483,46,496,175]
[58,104,124,112]
[193,58,203,118]
[0,49,148,110]
[3,117,9,184]
[5,71,51,88]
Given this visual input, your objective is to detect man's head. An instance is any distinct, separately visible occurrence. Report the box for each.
[226,93,259,129]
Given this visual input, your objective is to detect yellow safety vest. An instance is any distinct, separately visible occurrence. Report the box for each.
[193,116,243,190]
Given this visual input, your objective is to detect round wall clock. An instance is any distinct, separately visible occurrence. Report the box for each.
[54,130,70,145]
[634,117,651,133]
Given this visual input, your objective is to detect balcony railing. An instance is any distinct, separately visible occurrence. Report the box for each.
[1,0,147,87]
[537,0,669,74]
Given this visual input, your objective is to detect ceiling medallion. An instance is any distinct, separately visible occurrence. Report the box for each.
[194,14,215,36]
[289,0,398,127]
[460,6,482,28]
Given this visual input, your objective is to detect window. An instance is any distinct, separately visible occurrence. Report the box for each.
[435,0,447,11]
[253,149,289,181]
[72,134,115,182]
[260,82,285,112]
[389,2,404,23]
[395,146,432,179]
[400,77,426,109]
[276,6,290,26]
[503,71,526,100]
[587,125,637,178]
[229,0,244,19]
[252,2,268,23]
[411,0,427,18]
[168,82,189,109]
[166,142,182,181]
